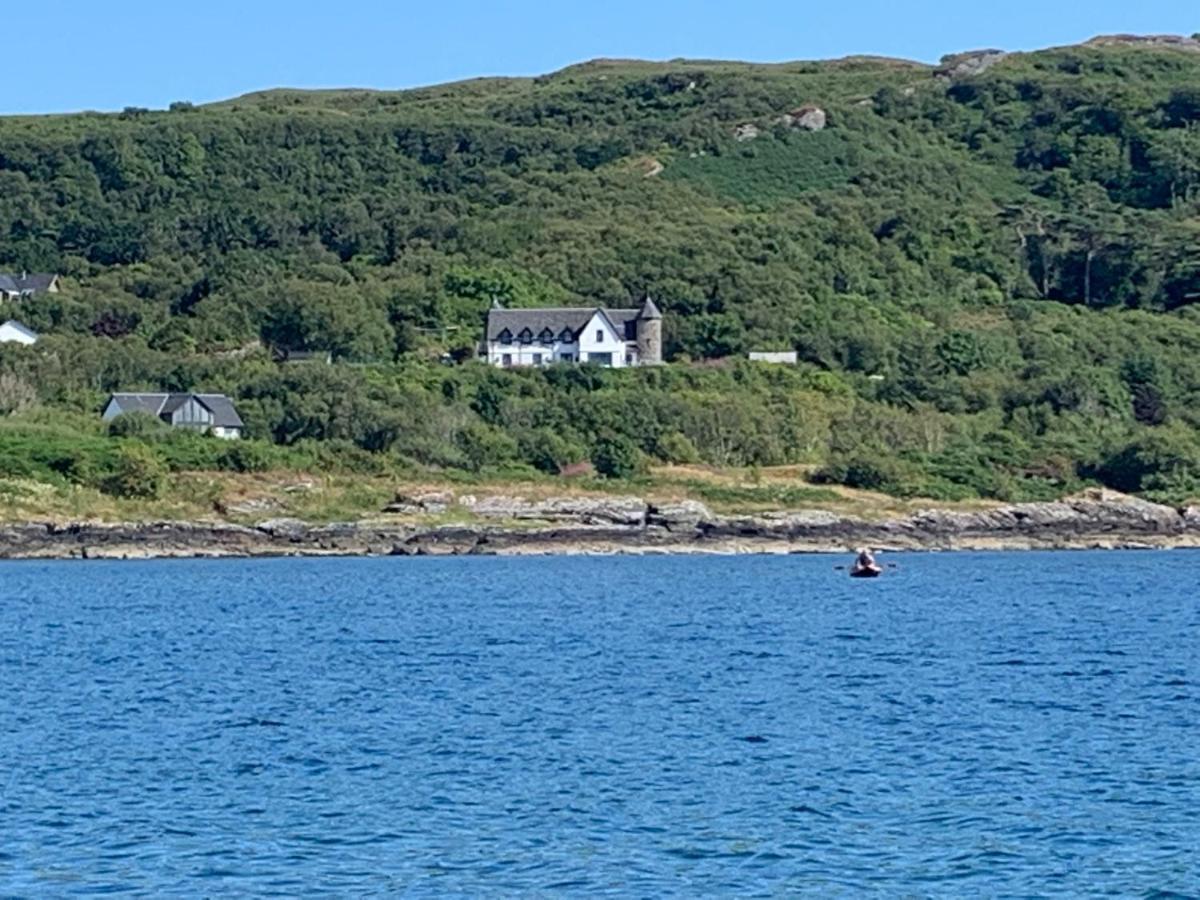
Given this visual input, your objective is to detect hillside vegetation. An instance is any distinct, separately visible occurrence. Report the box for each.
[4,37,1200,508]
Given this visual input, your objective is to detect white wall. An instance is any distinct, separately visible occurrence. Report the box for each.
[576,312,629,368]
[486,337,579,367]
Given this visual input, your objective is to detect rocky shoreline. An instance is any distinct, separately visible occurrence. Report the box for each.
[3,490,1200,560]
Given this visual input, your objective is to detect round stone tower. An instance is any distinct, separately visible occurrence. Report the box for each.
[635,295,663,365]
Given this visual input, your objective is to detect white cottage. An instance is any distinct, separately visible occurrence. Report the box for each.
[0,320,39,346]
[102,392,245,439]
[482,297,662,368]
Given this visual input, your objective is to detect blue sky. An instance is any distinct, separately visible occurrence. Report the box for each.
[4,0,1197,113]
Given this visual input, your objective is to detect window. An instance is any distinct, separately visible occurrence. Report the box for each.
[532,353,543,366]
[501,353,513,367]
[498,329,513,345]
[587,352,613,366]
[538,328,554,344]
[559,353,574,362]
[518,328,533,344]
[559,329,574,343]
[625,353,633,365]
[595,329,604,343]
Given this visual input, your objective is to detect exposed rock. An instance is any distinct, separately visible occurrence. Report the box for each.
[464,495,648,526]
[3,491,1198,559]
[647,500,713,530]
[733,123,760,142]
[383,490,454,515]
[936,50,1009,78]
[224,497,284,516]
[256,518,309,540]
[1084,34,1200,53]
[777,105,827,131]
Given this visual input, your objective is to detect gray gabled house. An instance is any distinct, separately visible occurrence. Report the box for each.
[0,272,59,300]
[102,392,245,440]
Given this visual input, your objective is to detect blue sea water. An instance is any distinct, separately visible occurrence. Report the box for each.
[0,551,1197,896]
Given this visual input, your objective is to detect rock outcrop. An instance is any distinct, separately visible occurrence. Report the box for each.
[777,106,827,131]
[935,50,1009,78]
[3,490,1200,560]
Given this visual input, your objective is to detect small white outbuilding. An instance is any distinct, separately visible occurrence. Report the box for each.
[0,320,39,346]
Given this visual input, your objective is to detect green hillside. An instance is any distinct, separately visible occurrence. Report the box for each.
[4,37,1200,506]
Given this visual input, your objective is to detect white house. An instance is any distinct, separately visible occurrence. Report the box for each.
[102,392,245,439]
[482,297,662,368]
[0,320,38,346]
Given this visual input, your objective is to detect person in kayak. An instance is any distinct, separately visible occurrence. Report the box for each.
[855,548,877,570]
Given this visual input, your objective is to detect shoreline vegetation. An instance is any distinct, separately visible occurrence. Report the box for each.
[2,465,1198,560]
[6,39,1200,528]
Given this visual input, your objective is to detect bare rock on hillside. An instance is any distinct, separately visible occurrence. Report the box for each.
[936,50,1009,78]
[733,123,760,142]
[1084,34,1200,53]
[777,105,827,131]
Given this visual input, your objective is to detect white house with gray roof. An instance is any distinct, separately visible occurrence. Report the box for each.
[102,392,245,439]
[483,296,662,368]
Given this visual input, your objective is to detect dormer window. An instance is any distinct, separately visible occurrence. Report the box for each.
[559,328,574,343]
[498,329,513,345]
[518,328,533,344]
[539,327,555,344]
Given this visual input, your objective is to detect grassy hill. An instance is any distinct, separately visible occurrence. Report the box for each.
[4,36,1200,510]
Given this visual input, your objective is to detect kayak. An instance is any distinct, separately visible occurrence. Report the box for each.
[849,564,883,578]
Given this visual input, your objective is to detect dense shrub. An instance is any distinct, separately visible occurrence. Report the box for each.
[105,444,168,499]
[592,433,646,480]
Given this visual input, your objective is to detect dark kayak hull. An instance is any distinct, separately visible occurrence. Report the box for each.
[849,566,883,578]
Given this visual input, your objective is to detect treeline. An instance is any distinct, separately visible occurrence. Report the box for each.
[3,43,1200,502]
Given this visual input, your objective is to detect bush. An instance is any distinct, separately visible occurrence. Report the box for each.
[105,444,168,498]
[107,411,168,438]
[592,433,646,479]
[812,452,905,492]
[517,427,586,474]
[655,430,700,464]
[217,441,275,473]
[456,423,520,472]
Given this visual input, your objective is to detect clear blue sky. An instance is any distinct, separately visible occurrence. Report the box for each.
[4,0,1197,114]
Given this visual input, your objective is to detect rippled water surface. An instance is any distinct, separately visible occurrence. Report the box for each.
[1,552,1197,895]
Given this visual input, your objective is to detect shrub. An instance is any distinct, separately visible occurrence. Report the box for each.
[456,423,520,472]
[217,441,275,473]
[592,433,646,479]
[105,444,168,499]
[107,411,168,438]
[655,430,700,464]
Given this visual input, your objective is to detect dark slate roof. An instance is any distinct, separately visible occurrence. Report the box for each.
[194,394,245,429]
[638,295,663,320]
[486,307,644,342]
[0,273,57,293]
[107,392,244,428]
[108,392,170,416]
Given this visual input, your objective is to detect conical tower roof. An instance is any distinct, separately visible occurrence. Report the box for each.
[637,294,662,320]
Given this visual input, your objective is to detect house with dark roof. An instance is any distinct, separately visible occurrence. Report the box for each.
[102,392,245,440]
[483,296,662,368]
[0,320,39,346]
[0,273,59,300]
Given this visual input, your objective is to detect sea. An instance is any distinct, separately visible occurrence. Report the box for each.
[0,552,1196,896]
